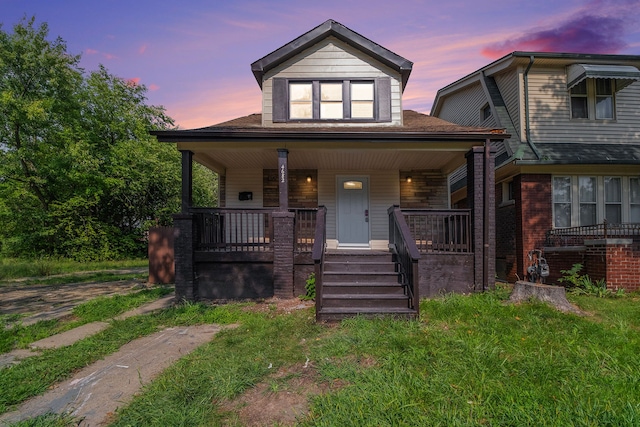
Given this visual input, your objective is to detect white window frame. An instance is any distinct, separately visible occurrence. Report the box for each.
[569,79,616,121]
[288,80,375,121]
[552,175,638,227]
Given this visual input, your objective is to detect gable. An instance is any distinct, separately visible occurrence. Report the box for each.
[261,37,403,126]
[251,19,412,90]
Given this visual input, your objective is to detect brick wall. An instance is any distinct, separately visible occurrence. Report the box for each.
[515,174,552,280]
[399,170,448,208]
[264,169,318,208]
[586,240,640,292]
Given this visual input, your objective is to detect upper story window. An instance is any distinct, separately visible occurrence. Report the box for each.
[570,79,615,120]
[481,104,492,121]
[273,77,391,123]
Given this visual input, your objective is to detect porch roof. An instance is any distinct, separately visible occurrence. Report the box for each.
[151,110,507,174]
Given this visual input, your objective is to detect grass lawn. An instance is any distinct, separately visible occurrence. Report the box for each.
[3,286,639,426]
[0,258,147,282]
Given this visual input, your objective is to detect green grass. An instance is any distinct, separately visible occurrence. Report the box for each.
[4,290,640,426]
[110,290,639,427]
[0,258,147,281]
[0,287,172,353]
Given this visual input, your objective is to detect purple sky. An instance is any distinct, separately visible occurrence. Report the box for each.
[3,0,640,129]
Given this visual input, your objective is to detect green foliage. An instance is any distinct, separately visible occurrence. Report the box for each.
[3,412,77,427]
[559,263,623,298]
[301,272,316,300]
[0,17,217,260]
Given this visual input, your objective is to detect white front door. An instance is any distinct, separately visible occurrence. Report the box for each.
[337,176,370,247]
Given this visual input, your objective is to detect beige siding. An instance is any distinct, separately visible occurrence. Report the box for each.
[262,37,403,127]
[528,68,640,143]
[436,81,489,127]
[318,170,400,249]
[494,70,521,137]
[225,169,264,208]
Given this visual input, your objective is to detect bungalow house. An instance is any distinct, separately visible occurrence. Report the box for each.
[152,20,507,320]
[431,52,640,291]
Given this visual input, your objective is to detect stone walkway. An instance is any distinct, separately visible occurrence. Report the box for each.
[0,289,238,426]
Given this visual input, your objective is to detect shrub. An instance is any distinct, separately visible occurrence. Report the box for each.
[558,263,623,298]
[300,272,316,300]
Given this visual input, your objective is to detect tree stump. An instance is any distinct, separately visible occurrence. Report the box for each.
[508,281,584,315]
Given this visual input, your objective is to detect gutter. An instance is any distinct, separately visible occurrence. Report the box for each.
[523,55,542,159]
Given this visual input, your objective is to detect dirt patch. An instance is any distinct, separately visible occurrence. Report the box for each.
[240,297,315,315]
[219,363,343,426]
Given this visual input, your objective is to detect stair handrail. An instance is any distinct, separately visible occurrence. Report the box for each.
[312,206,327,321]
[388,205,420,317]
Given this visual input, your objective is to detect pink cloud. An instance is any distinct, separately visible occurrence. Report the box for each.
[139,44,148,55]
[481,13,629,59]
[103,52,118,60]
[149,83,160,91]
[127,77,141,86]
[85,48,98,55]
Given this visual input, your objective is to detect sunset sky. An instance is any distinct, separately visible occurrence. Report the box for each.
[3,0,640,129]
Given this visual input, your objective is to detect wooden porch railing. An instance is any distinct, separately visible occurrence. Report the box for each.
[312,206,327,321]
[292,208,318,252]
[545,221,640,247]
[402,209,472,253]
[191,208,273,252]
[388,206,420,314]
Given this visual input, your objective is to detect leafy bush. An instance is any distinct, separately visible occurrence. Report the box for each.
[300,272,316,300]
[558,263,623,298]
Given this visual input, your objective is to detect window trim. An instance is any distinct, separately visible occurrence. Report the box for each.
[569,78,616,121]
[552,175,638,228]
[272,77,391,123]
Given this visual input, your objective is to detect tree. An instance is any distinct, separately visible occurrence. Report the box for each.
[0,17,216,260]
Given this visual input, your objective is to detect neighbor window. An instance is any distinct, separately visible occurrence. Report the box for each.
[570,79,615,120]
[631,178,640,223]
[579,176,597,226]
[481,104,492,121]
[553,176,638,227]
[604,177,622,223]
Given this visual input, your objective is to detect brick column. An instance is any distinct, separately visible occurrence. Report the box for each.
[272,211,295,298]
[466,144,496,291]
[514,174,552,280]
[173,213,196,301]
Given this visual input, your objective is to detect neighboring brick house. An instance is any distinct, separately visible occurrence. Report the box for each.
[152,20,507,320]
[432,52,640,291]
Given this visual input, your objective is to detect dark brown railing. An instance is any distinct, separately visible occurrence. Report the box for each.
[402,209,472,253]
[545,221,640,247]
[292,208,318,252]
[191,208,273,252]
[388,206,420,314]
[312,206,327,321]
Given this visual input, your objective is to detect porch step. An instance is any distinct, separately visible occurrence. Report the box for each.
[323,282,404,294]
[322,293,409,309]
[317,251,417,321]
[324,261,396,273]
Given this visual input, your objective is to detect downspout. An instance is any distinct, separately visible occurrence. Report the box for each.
[523,55,542,159]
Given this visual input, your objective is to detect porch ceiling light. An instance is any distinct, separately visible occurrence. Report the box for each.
[306,175,312,183]
[406,176,412,183]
